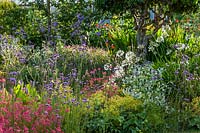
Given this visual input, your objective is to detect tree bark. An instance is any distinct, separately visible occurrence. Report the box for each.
[47,0,51,43]
[136,30,148,60]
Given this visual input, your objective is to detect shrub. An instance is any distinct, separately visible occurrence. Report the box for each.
[188,96,200,129]
[122,63,170,106]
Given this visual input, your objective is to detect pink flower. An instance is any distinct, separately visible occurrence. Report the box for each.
[56,127,62,132]
[65,108,70,113]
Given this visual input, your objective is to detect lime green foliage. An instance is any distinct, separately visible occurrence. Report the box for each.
[104,95,142,118]
[0,0,16,11]
[84,93,165,132]
[109,24,136,53]
[13,84,41,103]
[84,93,144,132]
[188,97,200,129]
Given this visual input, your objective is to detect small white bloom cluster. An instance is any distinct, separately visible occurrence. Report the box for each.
[122,64,170,106]
[104,50,139,79]
[149,25,171,54]
[148,41,159,53]
[161,25,170,38]
[156,36,164,43]
[104,63,112,71]
[174,43,188,51]
[116,50,124,58]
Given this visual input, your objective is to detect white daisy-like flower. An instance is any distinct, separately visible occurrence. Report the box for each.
[125,51,136,62]
[116,50,124,57]
[162,31,169,38]
[166,49,172,55]
[104,63,112,71]
[121,59,129,67]
[114,65,125,78]
[156,36,164,43]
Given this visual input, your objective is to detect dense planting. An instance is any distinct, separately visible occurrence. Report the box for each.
[0,0,199,132]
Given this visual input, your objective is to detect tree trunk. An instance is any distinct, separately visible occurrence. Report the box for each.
[136,30,148,60]
[47,0,51,43]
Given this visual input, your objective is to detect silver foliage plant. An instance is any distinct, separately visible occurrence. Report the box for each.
[104,50,172,106]
[121,62,171,107]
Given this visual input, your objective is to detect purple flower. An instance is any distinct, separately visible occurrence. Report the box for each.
[23,87,28,94]
[9,71,18,76]
[181,54,189,63]
[82,41,87,47]
[19,57,26,63]
[20,28,25,33]
[174,70,179,75]
[77,13,84,21]
[56,114,61,119]
[40,26,46,33]
[9,77,16,84]
[96,32,101,36]
[63,81,69,86]
[52,22,58,27]
[82,98,88,103]
[50,41,56,46]
[59,73,64,77]
[183,70,189,76]
[186,73,194,81]
[71,98,76,103]
[52,53,59,60]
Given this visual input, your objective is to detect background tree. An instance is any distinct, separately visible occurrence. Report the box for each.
[95,0,200,59]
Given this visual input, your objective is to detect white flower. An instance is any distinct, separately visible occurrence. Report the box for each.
[116,50,124,57]
[114,65,125,78]
[162,25,171,31]
[137,45,145,49]
[150,41,159,47]
[166,49,172,55]
[156,36,164,43]
[121,60,129,67]
[174,43,187,50]
[185,34,191,41]
[162,31,169,38]
[104,63,112,71]
[125,51,136,62]
[148,45,155,52]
